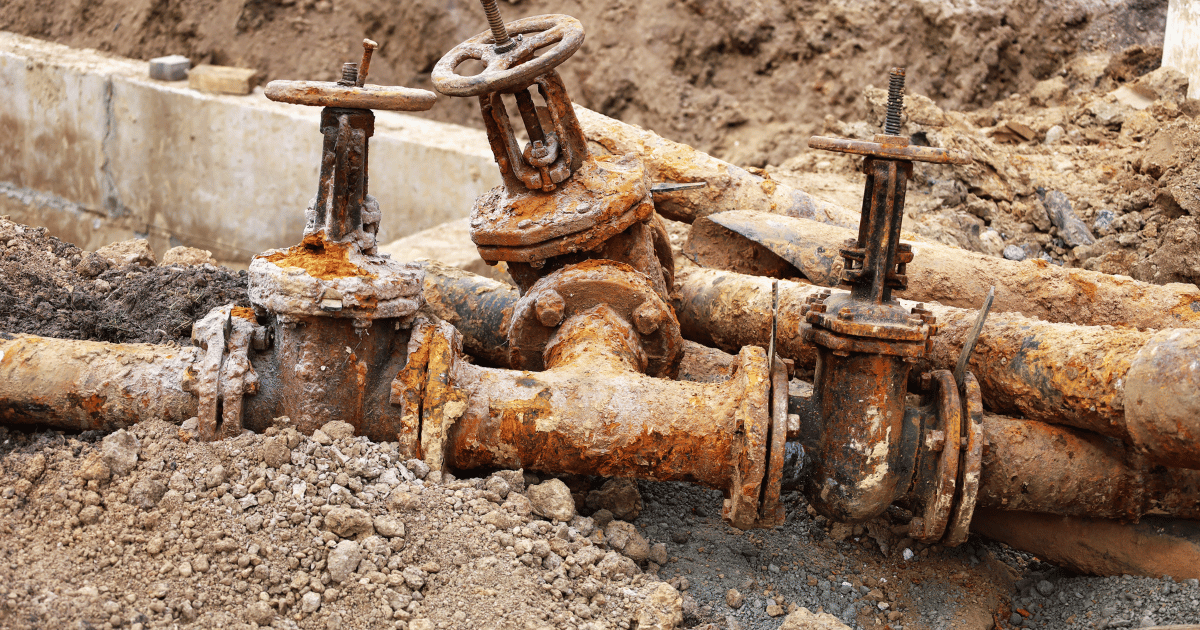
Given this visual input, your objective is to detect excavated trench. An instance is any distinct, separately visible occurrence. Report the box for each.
[3,1,1200,629]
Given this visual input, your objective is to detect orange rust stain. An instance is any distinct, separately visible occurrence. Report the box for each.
[1068,272,1099,302]
[80,394,106,416]
[1031,259,1048,269]
[1170,294,1200,324]
[261,233,375,280]
[230,306,257,321]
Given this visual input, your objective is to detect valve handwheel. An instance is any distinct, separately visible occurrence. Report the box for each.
[432,14,585,97]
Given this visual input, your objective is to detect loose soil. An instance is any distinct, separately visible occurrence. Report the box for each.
[0,217,250,345]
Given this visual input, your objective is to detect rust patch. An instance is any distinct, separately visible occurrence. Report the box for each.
[1171,293,1200,324]
[262,233,375,280]
[230,306,257,321]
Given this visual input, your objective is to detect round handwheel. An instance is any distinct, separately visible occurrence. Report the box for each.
[432,14,585,97]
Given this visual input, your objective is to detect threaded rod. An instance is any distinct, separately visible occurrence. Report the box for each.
[338,63,359,86]
[884,67,905,135]
[479,0,515,51]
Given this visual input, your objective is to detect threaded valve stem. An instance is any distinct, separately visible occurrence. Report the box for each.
[884,67,905,136]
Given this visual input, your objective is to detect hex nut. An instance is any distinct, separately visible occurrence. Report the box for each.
[535,291,566,327]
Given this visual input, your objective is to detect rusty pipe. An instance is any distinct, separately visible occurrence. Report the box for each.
[676,266,1200,469]
[685,210,1200,330]
[573,106,862,229]
[970,509,1200,579]
[977,413,1200,521]
[0,333,199,430]
[416,259,517,367]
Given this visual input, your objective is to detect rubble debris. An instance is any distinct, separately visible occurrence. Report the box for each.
[1041,190,1097,247]
[148,54,190,81]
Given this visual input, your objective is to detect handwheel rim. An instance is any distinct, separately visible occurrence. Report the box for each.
[432,15,585,97]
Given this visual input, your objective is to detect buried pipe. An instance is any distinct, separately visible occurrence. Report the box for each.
[684,210,1200,330]
[674,266,1200,470]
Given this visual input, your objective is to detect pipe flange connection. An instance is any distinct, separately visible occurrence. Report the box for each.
[909,370,962,542]
[943,372,984,547]
[507,261,683,377]
[186,305,270,442]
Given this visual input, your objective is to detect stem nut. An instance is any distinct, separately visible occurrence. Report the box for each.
[633,301,666,335]
[535,290,566,327]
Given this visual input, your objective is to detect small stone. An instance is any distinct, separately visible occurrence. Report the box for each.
[16,454,46,482]
[484,475,511,499]
[592,508,615,528]
[527,478,576,522]
[177,561,192,577]
[405,459,431,479]
[605,520,650,562]
[1043,125,1065,145]
[128,479,167,509]
[321,421,355,440]
[245,600,274,625]
[325,506,374,538]
[101,429,140,476]
[77,453,111,482]
[1042,191,1096,247]
[403,567,426,590]
[76,252,110,278]
[1036,579,1055,596]
[387,491,421,511]
[78,505,103,525]
[261,436,292,469]
[204,464,227,489]
[650,543,668,566]
[311,429,332,446]
[778,607,852,630]
[327,540,363,583]
[1010,612,1024,625]
[585,478,643,521]
[96,239,157,268]
[635,582,683,630]
[373,515,405,538]
[301,591,322,613]
[726,588,745,609]
[160,245,214,266]
[767,604,785,617]
[193,555,210,573]
[148,55,191,81]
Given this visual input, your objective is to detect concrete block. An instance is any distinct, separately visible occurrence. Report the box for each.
[188,64,258,95]
[1164,0,1200,99]
[149,55,190,81]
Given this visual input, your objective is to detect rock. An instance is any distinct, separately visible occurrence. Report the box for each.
[403,567,426,590]
[767,604,786,617]
[320,421,355,440]
[1042,191,1096,247]
[409,620,434,630]
[507,492,534,517]
[15,453,46,482]
[373,515,406,538]
[596,551,639,580]
[128,479,167,509]
[161,246,217,266]
[778,607,852,630]
[635,583,684,630]
[979,229,1005,257]
[484,475,512,499]
[79,505,104,525]
[1036,579,1055,596]
[1135,66,1190,105]
[1087,96,1129,127]
[95,239,157,267]
[311,429,332,446]
[325,506,374,538]
[387,491,421,511]
[1043,125,1065,145]
[405,459,431,479]
[1093,209,1117,235]
[592,508,615,528]
[528,478,576,522]
[75,252,110,278]
[245,601,275,626]
[204,464,226,489]
[261,436,292,468]
[726,588,745,609]
[585,478,643,521]
[650,543,668,566]
[77,454,111,482]
[301,591,322,614]
[482,510,521,530]
[101,429,140,476]
[605,520,651,562]
[327,540,363,583]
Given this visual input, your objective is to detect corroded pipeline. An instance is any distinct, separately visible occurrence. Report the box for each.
[685,211,1200,329]
[573,106,861,229]
[0,334,199,430]
[675,266,1200,469]
[977,414,1200,521]
[416,259,517,367]
[970,509,1200,579]
[394,306,788,530]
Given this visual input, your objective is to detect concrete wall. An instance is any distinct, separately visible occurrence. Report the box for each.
[0,32,500,264]
[1164,0,1200,100]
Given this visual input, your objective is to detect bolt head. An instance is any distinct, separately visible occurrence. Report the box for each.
[535,290,566,327]
[633,301,665,335]
[838,307,854,321]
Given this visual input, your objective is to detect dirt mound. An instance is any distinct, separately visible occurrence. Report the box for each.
[0,0,1167,167]
[0,217,249,344]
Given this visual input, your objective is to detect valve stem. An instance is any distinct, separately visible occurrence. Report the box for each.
[884,67,905,136]
[479,0,517,53]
